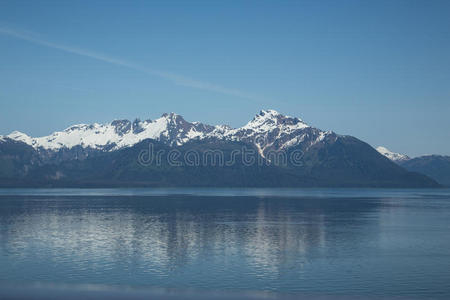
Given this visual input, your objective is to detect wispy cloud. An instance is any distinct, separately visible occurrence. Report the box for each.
[0,26,261,101]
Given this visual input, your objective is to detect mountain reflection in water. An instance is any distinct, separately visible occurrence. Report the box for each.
[1,189,450,299]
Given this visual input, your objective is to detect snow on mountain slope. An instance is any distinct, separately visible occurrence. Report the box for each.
[1,110,332,153]
[376,146,410,162]
[224,110,309,138]
[219,110,332,157]
[240,109,309,133]
[2,113,213,151]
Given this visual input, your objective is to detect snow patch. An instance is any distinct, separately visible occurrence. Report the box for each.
[376,146,410,162]
[6,131,34,145]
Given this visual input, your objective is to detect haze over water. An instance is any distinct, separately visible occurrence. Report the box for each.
[0,188,450,299]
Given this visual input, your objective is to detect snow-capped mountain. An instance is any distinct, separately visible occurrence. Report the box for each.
[376,146,410,162]
[0,109,441,188]
[1,110,332,156]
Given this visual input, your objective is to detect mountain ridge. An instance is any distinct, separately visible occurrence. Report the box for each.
[1,110,331,156]
[0,110,440,188]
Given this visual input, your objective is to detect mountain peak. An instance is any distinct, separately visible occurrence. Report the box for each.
[258,109,280,116]
[247,109,308,130]
[161,112,180,119]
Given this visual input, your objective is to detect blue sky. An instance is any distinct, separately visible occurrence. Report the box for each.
[0,0,449,156]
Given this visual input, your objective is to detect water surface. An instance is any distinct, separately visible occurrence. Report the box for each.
[0,188,449,299]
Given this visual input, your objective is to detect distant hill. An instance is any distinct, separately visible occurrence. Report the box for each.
[377,146,450,186]
[399,156,450,187]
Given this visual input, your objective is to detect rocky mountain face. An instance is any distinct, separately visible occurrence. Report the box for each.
[0,110,440,188]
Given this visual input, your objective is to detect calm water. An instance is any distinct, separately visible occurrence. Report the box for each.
[0,188,450,299]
